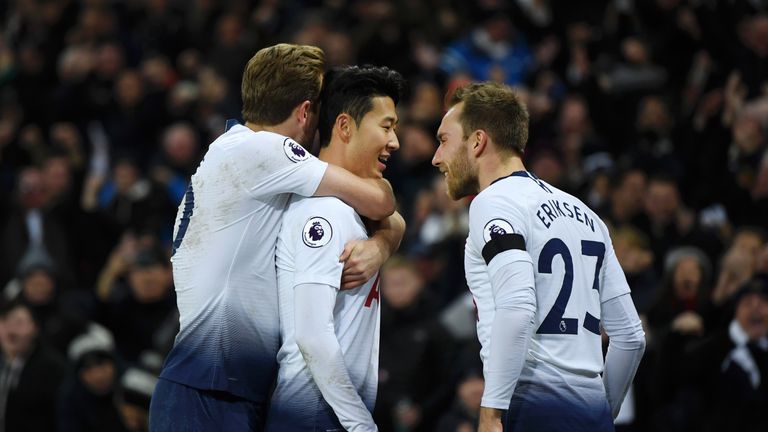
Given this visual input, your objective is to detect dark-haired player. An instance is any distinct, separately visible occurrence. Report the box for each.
[267,65,406,432]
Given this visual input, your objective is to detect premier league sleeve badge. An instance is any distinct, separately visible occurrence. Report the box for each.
[302,217,333,248]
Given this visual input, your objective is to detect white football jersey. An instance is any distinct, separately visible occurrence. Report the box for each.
[465,171,630,402]
[268,195,380,429]
[160,125,328,402]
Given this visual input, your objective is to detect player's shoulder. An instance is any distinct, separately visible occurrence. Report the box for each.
[285,196,361,247]
[220,127,311,161]
[289,195,352,211]
[287,196,356,223]
[472,173,538,215]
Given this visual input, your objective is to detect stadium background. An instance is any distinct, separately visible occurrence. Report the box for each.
[1,0,767,431]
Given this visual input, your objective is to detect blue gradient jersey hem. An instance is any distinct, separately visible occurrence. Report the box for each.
[504,381,614,432]
[159,338,278,403]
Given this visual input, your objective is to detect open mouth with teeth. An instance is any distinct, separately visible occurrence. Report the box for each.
[378,155,389,170]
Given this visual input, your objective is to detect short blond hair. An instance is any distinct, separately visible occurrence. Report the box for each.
[241,44,325,125]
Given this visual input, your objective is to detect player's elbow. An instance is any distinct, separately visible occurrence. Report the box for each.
[295,327,331,361]
[613,326,647,352]
[294,328,316,353]
[631,328,647,352]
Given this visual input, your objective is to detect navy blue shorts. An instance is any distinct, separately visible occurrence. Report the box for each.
[149,378,265,431]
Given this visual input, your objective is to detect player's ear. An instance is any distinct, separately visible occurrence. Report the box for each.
[472,129,488,157]
[335,114,353,143]
[297,100,312,124]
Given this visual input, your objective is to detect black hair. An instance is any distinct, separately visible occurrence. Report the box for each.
[318,65,405,147]
[0,297,36,323]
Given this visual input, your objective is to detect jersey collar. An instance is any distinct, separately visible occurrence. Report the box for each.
[490,170,529,186]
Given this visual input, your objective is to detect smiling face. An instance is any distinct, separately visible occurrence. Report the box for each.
[347,96,400,179]
[433,102,479,200]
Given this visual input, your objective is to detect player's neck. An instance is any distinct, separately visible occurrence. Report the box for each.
[244,121,294,139]
[478,155,526,192]
[318,143,347,170]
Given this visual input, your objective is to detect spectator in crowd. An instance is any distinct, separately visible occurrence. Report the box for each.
[440,7,533,85]
[648,246,716,429]
[648,246,714,335]
[96,245,176,363]
[684,274,768,432]
[712,233,763,308]
[553,94,605,192]
[376,257,455,432]
[631,95,683,179]
[435,369,483,432]
[0,299,67,432]
[83,157,174,241]
[0,166,75,290]
[436,342,484,432]
[116,367,158,432]
[635,175,700,273]
[602,167,647,229]
[57,323,126,432]
[102,70,168,167]
[612,225,657,315]
[149,122,202,204]
[5,250,87,356]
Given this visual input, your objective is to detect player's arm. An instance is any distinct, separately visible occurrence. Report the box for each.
[289,202,377,431]
[470,198,536,432]
[293,283,377,432]
[600,244,646,418]
[315,164,396,220]
[234,138,393,220]
[479,251,536,432]
[339,211,405,289]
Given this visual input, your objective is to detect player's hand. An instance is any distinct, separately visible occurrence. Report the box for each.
[478,407,503,432]
[671,311,704,335]
[339,238,386,290]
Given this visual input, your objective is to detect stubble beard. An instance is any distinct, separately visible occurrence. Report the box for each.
[446,149,479,200]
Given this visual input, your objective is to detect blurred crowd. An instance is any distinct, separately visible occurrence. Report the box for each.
[1,0,768,431]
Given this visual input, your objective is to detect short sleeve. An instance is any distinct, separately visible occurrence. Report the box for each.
[468,192,533,268]
[290,201,361,290]
[230,132,328,199]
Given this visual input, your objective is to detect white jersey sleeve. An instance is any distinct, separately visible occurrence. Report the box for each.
[468,193,537,409]
[286,199,376,430]
[467,191,533,271]
[481,259,536,409]
[228,128,328,199]
[601,293,646,417]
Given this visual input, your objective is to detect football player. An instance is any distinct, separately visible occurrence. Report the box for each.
[266,65,405,432]
[432,82,646,432]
